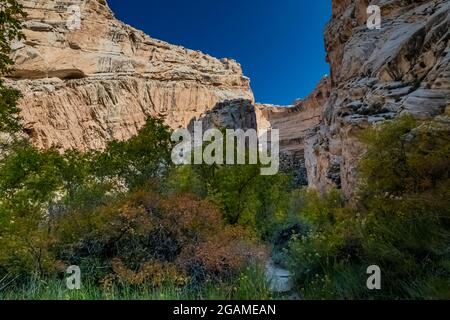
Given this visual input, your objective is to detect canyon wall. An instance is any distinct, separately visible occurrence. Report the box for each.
[255,77,331,186]
[7,0,254,151]
[313,0,450,198]
[258,0,449,198]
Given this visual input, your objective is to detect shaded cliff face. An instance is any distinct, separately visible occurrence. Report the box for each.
[192,99,257,132]
[256,77,331,155]
[7,0,254,150]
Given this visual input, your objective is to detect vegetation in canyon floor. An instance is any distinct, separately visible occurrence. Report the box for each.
[0,110,448,299]
[286,117,450,299]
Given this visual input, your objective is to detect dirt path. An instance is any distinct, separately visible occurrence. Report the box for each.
[266,260,292,293]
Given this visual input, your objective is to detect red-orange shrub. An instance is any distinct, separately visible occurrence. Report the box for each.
[53,190,266,286]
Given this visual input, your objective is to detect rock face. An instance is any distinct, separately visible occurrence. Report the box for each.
[258,0,450,198]
[7,0,254,150]
[312,0,450,198]
[191,99,257,132]
[255,77,331,186]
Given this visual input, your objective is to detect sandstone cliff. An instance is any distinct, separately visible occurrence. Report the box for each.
[312,0,450,198]
[257,0,449,198]
[255,77,331,186]
[7,0,254,150]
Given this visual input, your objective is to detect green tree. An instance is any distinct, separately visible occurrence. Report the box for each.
[0,117,176,277]
[0,0,26,134]
[0,0,25,74]
[180,134,294,237]
[0,141,65,276]
[93,117,174,189]
[0,83,22,134]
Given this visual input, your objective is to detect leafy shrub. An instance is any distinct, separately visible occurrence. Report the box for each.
[53,190,266,287]
[287,117,450,299]
[0,117,174,279]
[102,258,187,290]
[0,142,67,277]
[168,161,294,240]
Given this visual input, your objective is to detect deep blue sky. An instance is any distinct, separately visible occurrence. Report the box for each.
[108,0,332,105]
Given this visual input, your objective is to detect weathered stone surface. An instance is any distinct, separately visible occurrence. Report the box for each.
[191,99,257,132]
[315,0,450,199]
[255,77,331,154]
[255,77,331,186]
[256,0,449,198]
[7,0,254,151]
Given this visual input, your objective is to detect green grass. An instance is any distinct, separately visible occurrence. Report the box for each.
[0,265,273,300]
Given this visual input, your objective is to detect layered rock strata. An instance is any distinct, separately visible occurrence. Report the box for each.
[311,0,450,198]
[7,0,254,151]
[258,0,450,198]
